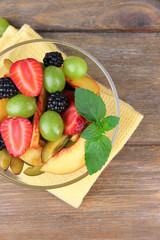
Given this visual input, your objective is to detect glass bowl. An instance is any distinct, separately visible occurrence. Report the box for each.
[0,39,120,189]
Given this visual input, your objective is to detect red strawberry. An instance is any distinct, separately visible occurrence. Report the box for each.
[1,117,33,157]
[9,58,43,97]
[62,101,85,135]
[62,90,75,103]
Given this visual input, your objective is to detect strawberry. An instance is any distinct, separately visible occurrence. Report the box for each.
[62,101,85,135]
[1,117,33,157]
[9,58,43,97]
[62,90,75,103]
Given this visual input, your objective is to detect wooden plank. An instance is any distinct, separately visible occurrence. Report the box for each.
[1,0,160,32]
[0,146,160,239]
[38,31,160,145]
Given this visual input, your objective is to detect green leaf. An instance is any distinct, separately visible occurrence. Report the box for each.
[75,88,106,123]
[102,116,120,131]
[97,122,106,133]
[85,135,112,175]
[81,123,102,140]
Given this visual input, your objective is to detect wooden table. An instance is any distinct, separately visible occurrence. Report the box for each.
[0,1,160,239]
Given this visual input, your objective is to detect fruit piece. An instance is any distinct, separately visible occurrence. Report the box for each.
[4,59,13,74]
[41,134,70,163]
[0,98,9,124]
[65,141,74,148]
[0,18,9,37]
[62,90,75,103]
[47,91,69,113]
[40,110,64,141]
[30,87,47,149]
[62,101,85,135]
[1,117,33,157]
[24,162,33,167]
[65,133,80,148]
[63,56,87,79]
[20,145,43,166]
[23,166,43,176]
[66,75,100,94]
[0,77,19,99]
[10,157,24,175]
[44,66,65,93]
[7,94,37,118]
[41,138,85,174]
[43,52,63,67]
[9,58,43,97]
[0,148,12,171]
[70,133,80,142]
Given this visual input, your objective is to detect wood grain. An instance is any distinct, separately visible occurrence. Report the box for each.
[0,0,160,32]
[39,31,160,145]
[0,146,160,239]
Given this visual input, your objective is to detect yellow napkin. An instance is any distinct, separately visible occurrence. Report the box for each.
[0,25,143,208]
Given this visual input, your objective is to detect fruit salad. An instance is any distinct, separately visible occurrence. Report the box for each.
[0,51,119,177]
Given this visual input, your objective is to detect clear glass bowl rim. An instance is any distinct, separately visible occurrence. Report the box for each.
[0,39,120,189]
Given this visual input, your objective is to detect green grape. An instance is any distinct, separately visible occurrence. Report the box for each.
[63,56,87,79]
[7,94,37,118]
[44,66,65,93]
[0,18,9,37]
[40,62,45,71]
[39,110,64,141]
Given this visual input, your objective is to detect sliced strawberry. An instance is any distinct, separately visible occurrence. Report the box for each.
[30,87,47,149]
[1,117,33,157]
[62,90,75,103]
[62,101,85,135]
[9,58,43,97]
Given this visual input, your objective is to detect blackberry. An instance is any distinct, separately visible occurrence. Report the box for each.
[43,52,64,67]
[0,134,5,151]
[0,77,18,99]
[47,91,69,113]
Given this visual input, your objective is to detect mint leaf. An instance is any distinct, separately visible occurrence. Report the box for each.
[85,135,112,175]
[102,116,120,131]
[75,88,106,123]
[81,123,102,140]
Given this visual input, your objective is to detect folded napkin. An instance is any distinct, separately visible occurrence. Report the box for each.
[0,25,143,208]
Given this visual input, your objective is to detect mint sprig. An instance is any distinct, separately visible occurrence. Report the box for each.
[75,88,120,175]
